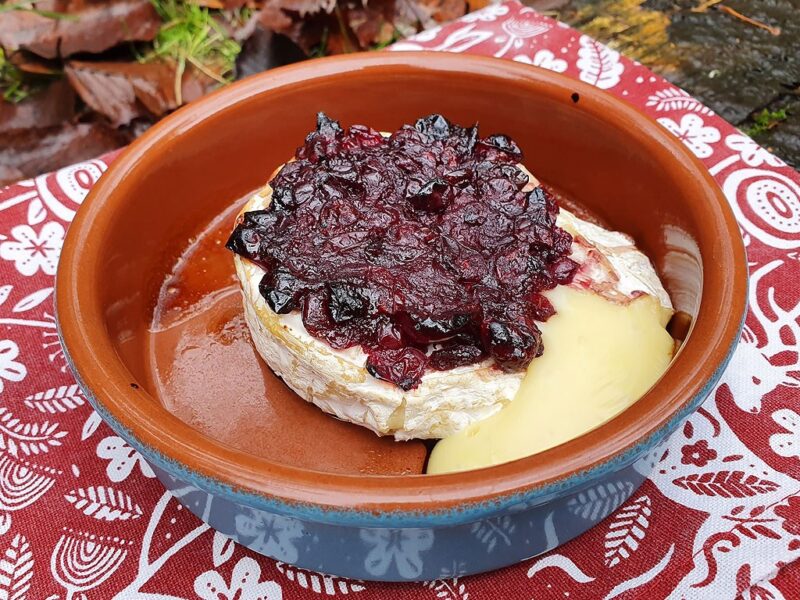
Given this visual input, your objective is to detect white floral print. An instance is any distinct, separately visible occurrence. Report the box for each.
[235,510,305,563]
[770,409,800,458]
[0,339,26,393]
[0,222,64,276]
[657,114,721,159]
[360,529,434,579]
[513,49,567,72]
[726,133,787,167]
[96,436,156,482]
[577,35,624,90]
[195,556,282,600]
[460,2,509,22]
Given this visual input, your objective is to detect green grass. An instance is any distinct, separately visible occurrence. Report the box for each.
[310,27,330,58]
[0,47,33,103]
[0,1,77,20]
[144,0,242,103]
[745,108,788,137]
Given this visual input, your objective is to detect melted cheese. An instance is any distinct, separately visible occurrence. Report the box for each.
[426,285,674,474]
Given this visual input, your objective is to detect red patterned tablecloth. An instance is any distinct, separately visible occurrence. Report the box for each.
[0,1,799,598]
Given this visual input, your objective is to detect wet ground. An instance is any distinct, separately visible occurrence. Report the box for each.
[543,0,799,168]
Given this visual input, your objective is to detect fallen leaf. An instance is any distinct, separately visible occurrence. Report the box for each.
[277,0,337,17]
[393,0,467,40]
[0,0,160,59]
[66,60,171,126]
[8,50,62,76]
[66,60,218,126]
[347,1,395,48]
[259,0,301,34]
[235,24,306,80]
[420,0,467,23]
[258,0,467,55]
[0,78,75,134]
[0,121,129,186]
[0,165,25,188]
[258,0,345,54]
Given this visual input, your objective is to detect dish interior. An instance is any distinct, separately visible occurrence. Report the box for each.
[89,61,713,482]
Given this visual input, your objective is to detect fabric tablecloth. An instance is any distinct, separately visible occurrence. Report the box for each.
[0,1,799,597]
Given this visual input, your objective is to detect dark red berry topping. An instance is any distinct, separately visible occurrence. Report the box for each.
[227,113,577,390]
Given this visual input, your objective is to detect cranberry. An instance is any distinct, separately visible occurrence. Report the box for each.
[259,268,302,314]
[415,114,452,140]
[429,339,486,370]
[482,320,542,370]
[227,113,575,389]
[407,178,453,212]
[367,347,428,391]
[328,282,370,323]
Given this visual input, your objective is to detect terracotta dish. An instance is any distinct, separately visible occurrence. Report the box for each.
[56,52,747,580]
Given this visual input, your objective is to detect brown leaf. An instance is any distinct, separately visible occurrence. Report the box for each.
[0,78,75,134]
[347,1,395,48]
[234,24,306,80]
[394,0,466,31]
[0,121,129,187]
[65,60,218,126]
[258,0,340,52]
[258,0,296,34]
[0,165,25,188]
[65,60,169,126]
[424,0,467,23]
[0,0,160,59]
[392,0,435,33]
[8,51,62,76]
[276,0,336,16]
[257,0,466,56]
[179,64,219,104]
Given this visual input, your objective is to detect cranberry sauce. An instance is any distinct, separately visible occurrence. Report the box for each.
[227,113,577,390]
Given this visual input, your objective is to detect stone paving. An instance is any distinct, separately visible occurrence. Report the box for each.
[547,0,799,167]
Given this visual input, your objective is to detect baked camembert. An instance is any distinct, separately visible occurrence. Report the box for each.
[226,114,675,473]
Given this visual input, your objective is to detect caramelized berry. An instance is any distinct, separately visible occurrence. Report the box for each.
[227,113,575,389]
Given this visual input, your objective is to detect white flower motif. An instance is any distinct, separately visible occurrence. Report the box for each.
[360,529,434,579]
[501,16,549,39]
[726,133,787,167]
[389,42,425,51]
[0,340,26,393]
[0,222,64,277]
[460,2,509,22]
[770,409,800,458]
[235,509,304,563]
[195,556,282,600]
[657,114,721,159]
[410,25,442,43]
[96,436,156,482]
[513,49,568,73]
